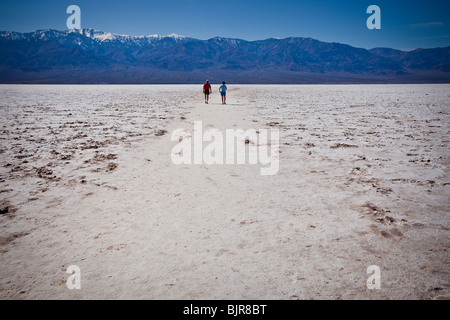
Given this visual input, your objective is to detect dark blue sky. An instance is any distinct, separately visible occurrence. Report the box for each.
[1,0,449,50]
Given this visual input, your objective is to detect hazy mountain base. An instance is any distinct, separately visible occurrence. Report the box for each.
[1,66,450,84]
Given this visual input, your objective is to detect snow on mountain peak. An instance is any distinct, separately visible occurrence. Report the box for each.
[0,28,192,44]
[0,31,25,40]
[93,32,116,42]
[167,33,186,39]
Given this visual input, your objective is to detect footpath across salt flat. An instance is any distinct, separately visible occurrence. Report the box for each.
[0,85,448,299]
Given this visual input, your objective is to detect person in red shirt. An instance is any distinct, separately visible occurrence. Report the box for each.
[203,80,212,104]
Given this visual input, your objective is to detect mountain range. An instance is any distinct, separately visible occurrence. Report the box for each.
[0,29,449,84]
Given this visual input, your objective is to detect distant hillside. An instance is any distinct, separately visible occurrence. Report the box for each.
[0,29,449,84]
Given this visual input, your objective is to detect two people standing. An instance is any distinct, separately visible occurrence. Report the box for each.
[203,80,227,104]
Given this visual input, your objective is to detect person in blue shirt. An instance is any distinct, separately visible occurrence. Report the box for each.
[219,81,227,104]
